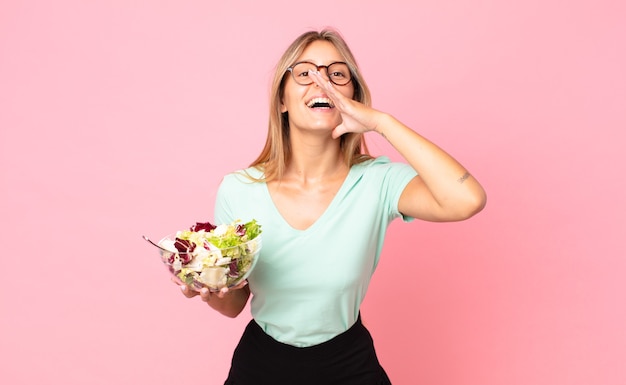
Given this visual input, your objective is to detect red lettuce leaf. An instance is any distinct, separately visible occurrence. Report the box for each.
[190,221,216,232]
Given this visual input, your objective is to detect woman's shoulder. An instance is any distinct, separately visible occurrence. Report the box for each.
[352,155,417,181]
[353,155,402,171]
[220,166,265,186]
[364,155,391,166]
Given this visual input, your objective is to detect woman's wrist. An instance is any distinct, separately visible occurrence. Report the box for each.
[373,112,394,138]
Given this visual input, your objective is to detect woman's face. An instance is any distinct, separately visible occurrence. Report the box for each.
[281,40,354,133]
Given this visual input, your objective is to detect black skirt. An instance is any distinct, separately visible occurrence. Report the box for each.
[224,315,392,385]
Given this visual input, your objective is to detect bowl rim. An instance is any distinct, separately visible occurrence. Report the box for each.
[155,233,262,255]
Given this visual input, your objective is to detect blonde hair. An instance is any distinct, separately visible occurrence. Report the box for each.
[249,28,373,182]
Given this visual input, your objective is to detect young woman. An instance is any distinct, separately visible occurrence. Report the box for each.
[178,29,487,384]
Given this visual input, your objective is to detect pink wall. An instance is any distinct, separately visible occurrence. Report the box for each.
[1,1,624,384]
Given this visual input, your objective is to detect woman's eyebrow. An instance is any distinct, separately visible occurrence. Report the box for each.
[296,59,343,66]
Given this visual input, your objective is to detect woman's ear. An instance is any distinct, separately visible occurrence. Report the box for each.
[280,100,287,113]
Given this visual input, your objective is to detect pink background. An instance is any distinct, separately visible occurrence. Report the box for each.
[1,1,625,384]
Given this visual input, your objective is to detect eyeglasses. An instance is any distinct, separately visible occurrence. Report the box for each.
[286,61,352,86]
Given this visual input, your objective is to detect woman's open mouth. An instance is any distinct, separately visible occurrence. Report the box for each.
[306,97,334,109]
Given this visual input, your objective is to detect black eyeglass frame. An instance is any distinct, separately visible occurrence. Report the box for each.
[286,61,353,86]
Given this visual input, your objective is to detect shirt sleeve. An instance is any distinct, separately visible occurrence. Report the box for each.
[213,168,264,225]
[371,157,418,222]
[213,174,236,225]
[390,164,418,222]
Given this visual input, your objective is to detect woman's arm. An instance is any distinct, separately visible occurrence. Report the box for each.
[308,70,487,221]
[375,113,486,221]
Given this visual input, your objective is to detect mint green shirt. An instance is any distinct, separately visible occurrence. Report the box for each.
[214,156,417,347]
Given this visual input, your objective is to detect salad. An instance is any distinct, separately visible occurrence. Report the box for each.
[158,219,262,291]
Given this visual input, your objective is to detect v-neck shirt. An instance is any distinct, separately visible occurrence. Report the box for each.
[214,156,417,347]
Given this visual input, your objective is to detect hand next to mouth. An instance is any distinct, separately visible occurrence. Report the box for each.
[307,69,384,139]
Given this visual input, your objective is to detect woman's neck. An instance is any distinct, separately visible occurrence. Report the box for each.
[285,132,347,183]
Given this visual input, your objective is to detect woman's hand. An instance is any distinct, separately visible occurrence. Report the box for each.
[174,277,251,318]
[176,278,248,300]
[308,70,383,138]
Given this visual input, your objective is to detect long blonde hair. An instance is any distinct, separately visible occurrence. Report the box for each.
[249,28,373,182]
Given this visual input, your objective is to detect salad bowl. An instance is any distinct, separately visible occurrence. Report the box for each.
[144,220,262,292]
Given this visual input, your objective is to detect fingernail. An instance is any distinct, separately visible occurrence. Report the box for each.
[180,285,187,292]
[200,288,209,295]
